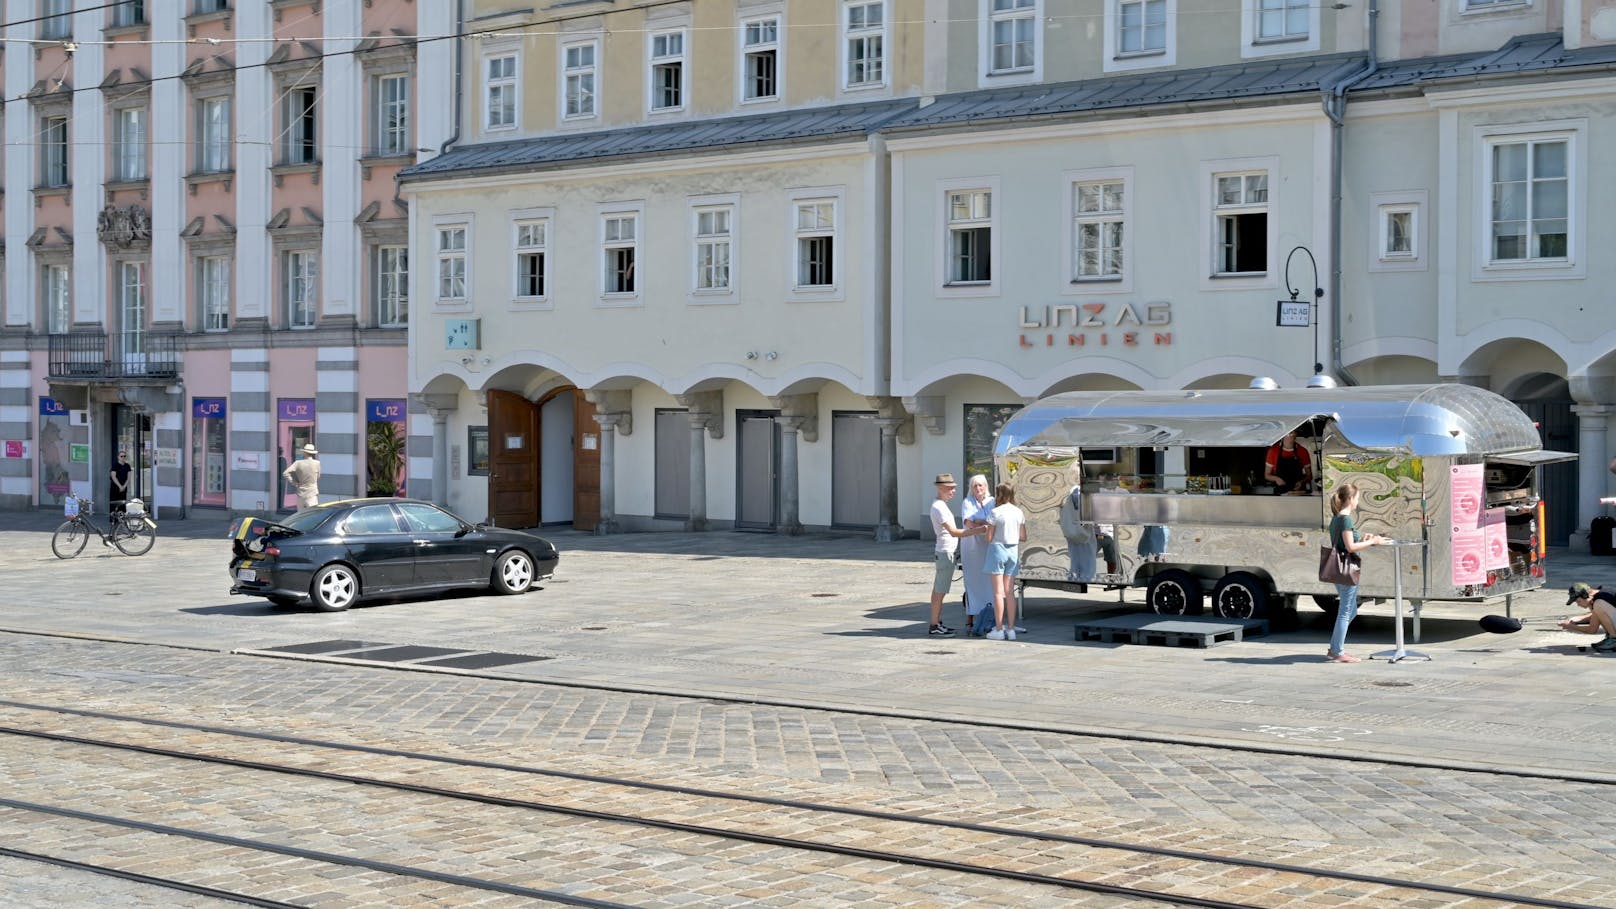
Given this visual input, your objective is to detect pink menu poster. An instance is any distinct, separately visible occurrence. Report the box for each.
[1452,527,1487,585]
[1450,464,1484,530]
[1482,508,1509,571]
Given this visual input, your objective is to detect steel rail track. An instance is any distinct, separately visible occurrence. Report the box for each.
[1,707,1604,909]
[0,844,308,909]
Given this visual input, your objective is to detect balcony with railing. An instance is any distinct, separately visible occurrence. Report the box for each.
[47,332,182,380]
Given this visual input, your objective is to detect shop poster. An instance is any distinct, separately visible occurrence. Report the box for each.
[1482,508,1509,572]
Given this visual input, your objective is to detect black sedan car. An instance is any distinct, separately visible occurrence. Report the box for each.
[228,498,559,611]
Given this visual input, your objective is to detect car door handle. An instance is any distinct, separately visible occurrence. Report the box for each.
[413,539,431,545]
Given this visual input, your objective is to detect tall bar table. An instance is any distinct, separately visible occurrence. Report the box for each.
[1370,539,1430,663]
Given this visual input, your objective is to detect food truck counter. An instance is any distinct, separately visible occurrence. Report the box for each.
[1089,491,1324,529]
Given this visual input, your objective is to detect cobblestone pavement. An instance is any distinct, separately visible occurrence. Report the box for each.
[2,510,1615,904]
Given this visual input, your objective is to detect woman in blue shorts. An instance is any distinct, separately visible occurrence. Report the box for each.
[984,482,1027,641]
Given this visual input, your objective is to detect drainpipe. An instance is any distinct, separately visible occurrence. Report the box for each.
[439,0,466,155]
[1324,0,1379,386]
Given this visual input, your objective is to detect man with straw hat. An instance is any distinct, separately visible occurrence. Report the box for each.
[925,473,978,636]
[282,443,322,510]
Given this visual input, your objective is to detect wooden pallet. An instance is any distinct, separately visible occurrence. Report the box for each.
[1075,613,1267,648]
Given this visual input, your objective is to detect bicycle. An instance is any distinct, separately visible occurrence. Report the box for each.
[51,496,157,559]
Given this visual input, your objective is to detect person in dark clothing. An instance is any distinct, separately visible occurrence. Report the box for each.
[109,451,132,517]
[1264,430,1313,495]
[1560,582,1616,652]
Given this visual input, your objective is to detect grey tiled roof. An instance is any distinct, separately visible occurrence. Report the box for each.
[1356,33,1616,92]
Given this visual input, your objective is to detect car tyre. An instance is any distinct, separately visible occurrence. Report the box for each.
[1212,572,1270,620]
[310,564,359,612]
[1146,570,1202,615]
[492,550,534,595]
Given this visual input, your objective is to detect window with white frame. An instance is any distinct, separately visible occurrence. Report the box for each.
[42,264,70,334]
[283,251,319,327]
[514,220,547,299]
[1213,171,1268,275]
[197,96,231,172]
[436,225,467,300]
[693,205,733,292]
[193,0,229,12]
[118,261,148,358]
[484,53,517,130]
[742,16,780,101]
[1381,207,1415,259]
[200,255,231,331]
[844,1,885,88]
[372,74,409,156]
[603,214,638,295]
[40,0,71,38]
[374,246,407,325]
[111,0,146,26]
[947,189,993,284]
[649,31,684,112]
[988,0,1036,73]
[113,107,147,181]
[794,199,836,288]
[563,42,597,119]
[1488,136,1567,263]
[1254,0,1308,40]
[1463,0,1525,9]
[1118,0,1166,54]
[280,86,318,165]
[41,115,69,187]
[1073,180,1125,280]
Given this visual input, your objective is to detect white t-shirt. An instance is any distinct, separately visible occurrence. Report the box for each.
[930,499,959,555]
[990,503,1026,547]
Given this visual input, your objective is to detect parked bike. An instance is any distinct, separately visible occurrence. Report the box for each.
[51,495,157,559]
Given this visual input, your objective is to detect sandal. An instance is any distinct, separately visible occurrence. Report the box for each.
[1326,652,1361,663]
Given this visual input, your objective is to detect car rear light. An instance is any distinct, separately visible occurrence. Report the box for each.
[263,544,280,557]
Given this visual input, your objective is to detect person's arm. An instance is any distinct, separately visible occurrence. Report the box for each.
[1263,446,1281,484]
[1339,519,1382,554]
[984,519,997,545]
[1018,515,1028,543]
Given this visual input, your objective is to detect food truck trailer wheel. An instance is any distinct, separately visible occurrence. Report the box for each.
[1146,570,1203,615]
[1211,572,1271,620]
[1312,594,1341,619]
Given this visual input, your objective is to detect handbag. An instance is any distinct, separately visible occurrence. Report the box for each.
[1318,542,1361,586]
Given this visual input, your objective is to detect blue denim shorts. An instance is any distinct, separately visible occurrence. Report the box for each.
[987,542,1019,576]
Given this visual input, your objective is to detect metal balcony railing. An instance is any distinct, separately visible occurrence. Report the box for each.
[47,331,182,380]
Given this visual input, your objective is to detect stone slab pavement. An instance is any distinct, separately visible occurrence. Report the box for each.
[0,508,1613,779]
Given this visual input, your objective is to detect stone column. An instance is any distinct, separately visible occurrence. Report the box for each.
[874,417,905,541]
[412,392,457,508]
[592,412,623,535]
[1572,404,1611,552]
[676,391,722,532]
[776,416,805,535]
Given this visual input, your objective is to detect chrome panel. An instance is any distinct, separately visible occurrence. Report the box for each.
[1088,492,1325,528]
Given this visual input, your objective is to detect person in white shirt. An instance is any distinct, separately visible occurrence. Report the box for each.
[984,482,1028,640]
[926,473,978,636]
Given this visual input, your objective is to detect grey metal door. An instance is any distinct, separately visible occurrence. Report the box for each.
[1518,398,1577,546]
[735,411,779,531]
[654,408,690,519]
[831,411,878,529]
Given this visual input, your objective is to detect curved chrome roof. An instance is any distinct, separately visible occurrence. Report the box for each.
[996,384,1544,458]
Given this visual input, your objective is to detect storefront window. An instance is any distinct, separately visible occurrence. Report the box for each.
[38,397,73,504]
[191,397,227,506]
[963,403,1021,483]
[365,398,407,496]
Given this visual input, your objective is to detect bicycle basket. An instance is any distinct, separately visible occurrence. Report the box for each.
[125,498,146,517]
[63,496,80,517]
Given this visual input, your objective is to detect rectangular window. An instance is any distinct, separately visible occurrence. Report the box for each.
[947,189,993,283]
[197,97,231,172]
[283,252,318,328]
[989,0,1036,73]
[794,200,836,288]
[743,17,780,101]
[563,43,598,119]
[373,74,409,156]
[650,31,684,111]
[603,214,638,295]
[111,0,146,26]
[1255,0,1308,39]
[1489,138,1567,262]
[200,256,230,331]
[436,226,467,300]
[1213,172,1268,275]
[375,245,408,326]
[845,1,885,88]
[42,116,69,187]
[41,0,71,38]
[194,0,229,12]
[281,86,317,164]
[1073,180,1125,279]
[43,265,70,334]
[1382,208,1414,259]
[484,54,517,130]
[514,220,547,298]
[118,262,147,360]
[694,206,732,291]
[113,108,147,181]
[1118,0,1166,53]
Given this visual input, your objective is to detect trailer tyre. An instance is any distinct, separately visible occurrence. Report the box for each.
[1212,572,1271,620]
[1146,570,1203,616]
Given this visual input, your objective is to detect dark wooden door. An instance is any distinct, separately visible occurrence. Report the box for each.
[487,389,539,528]
[573,394,601,531]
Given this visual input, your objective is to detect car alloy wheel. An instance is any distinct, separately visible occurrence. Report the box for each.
[310,564,359,612]
[493,550,534,594]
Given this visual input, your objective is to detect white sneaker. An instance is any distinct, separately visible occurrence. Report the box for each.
[985,629,1006,640]
[1006,629,1017,640]
[1013,626,1027,634]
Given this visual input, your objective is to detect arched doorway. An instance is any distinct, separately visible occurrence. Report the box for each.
[486,387,600,530]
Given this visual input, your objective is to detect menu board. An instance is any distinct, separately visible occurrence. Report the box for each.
[1450,464,1487,584]
[1482,508,1510,572]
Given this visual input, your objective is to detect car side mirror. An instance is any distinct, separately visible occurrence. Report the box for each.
[456,523,472,537]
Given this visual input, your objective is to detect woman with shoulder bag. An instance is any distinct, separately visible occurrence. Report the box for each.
[1325,482,1385,663]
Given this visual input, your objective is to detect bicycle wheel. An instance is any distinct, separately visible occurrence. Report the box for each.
[114,519,156,556]
[51,520,88,559]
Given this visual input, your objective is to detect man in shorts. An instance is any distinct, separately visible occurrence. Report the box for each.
[926,473,974,636]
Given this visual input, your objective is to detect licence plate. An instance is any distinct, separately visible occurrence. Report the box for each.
[236,568,258,582]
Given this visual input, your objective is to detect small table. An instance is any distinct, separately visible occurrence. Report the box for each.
[1370,540,1430,664]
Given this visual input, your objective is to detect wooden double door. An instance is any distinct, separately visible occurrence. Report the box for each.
[487,388,600,530]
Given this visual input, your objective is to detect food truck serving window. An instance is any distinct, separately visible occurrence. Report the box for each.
[1025,412,1331,450]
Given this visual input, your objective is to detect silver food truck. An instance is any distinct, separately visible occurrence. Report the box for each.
[993,384,1574,637]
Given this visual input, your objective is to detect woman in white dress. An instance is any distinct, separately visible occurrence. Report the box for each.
[958,474,995,635]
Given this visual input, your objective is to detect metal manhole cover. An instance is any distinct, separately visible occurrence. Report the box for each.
[581,625,608,631]
[922,650,955,656]
[1373,680,1415,688]
[810,593,838,598]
